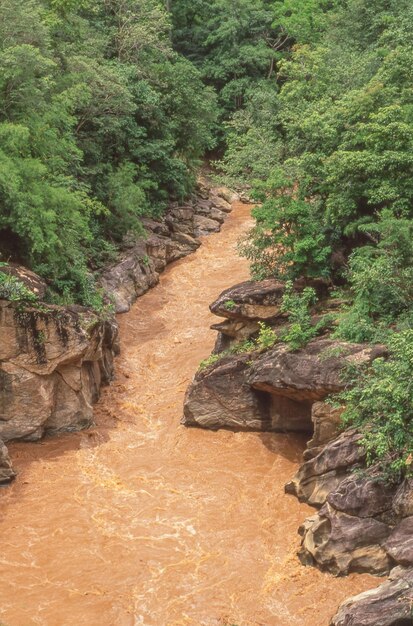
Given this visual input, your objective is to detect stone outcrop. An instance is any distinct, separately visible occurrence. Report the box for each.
[183,333,386,434]
[331,566,413,626]
[248,340,387,403]
[182,353,270,431]
[210,279,287,322]
[100,185,237,313]
[209,279,288,351]
[183,275,413,621]
[209,278,330,352]
[285,430,366,507]
[0,300,119,443]
[0,297,119,479]
[292,429,413,577]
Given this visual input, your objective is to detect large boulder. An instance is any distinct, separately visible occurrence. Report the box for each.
[286,430,366,506]
[331,566,413,626]
[194,215,221,236]
[291,430,413,577]
[299,502,392,576]
[248,339,387,402]
[182,353,270,431]
[0,300,118,442]
[210,279,286,322]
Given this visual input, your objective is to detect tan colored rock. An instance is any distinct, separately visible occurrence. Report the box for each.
[248,339,388,402]
[194,214,221,236]
[195,204,227,224]
[286,430,366,506]
[0,300,118,442]
[210,186,240,204]
[210,279,286,322]
[308,401,344,448]
[182,353,270,431]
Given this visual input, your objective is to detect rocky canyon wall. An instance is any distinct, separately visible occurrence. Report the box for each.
[0,181,237,482]
[182,278,413,626]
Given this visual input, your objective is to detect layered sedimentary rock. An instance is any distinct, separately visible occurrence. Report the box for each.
[101,186,236,313]
[183,330,385,433]
[0,299,119,443]
[0,296,119,479]
[293,431,413,576]
[0,182,238,481]
[182,353,270,431]
[210,277,329,352]
[331,566,413,626]
[184,276,413,622]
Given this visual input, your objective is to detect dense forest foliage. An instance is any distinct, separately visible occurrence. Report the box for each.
[212,0,413,480]
[1,0,413,474]
[0,0,217,304]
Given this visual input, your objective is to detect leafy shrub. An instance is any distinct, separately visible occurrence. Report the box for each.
[336,330,413,481]
[0,271,38,306]
[335,211,413,343]
[256,321,277,349]
[198,325,277,371]
[199,353,221,371]
[280,281,318,349]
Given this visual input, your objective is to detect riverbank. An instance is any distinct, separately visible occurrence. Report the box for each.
[0,202,377,626]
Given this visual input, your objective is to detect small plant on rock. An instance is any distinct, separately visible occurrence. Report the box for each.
[224,299,237,311]
[256,321,277,350]
[0,272,39,307]
[199,353,222,370]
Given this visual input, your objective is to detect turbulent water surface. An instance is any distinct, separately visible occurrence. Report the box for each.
[1,203,377,625]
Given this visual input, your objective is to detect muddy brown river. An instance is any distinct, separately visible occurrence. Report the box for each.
[0,203,377,625]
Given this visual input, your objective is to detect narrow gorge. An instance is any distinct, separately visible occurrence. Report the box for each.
[0,200,379,626]
[2,1,413,624]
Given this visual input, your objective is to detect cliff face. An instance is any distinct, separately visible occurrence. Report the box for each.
[182,278,413,626]
[100,182,236,313]
[0,300,119,446]
[0,182,238,483]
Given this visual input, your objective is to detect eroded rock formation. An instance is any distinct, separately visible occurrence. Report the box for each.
[183,277,413,623]
[183,330,385,433]
[0,299,119,444]
[331,566,413,626]
[100,185,237,313]
[291,428,413,577]
[0,181,239,481]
